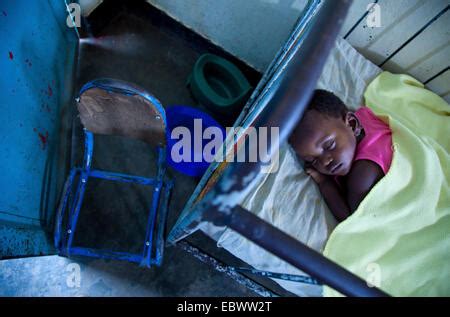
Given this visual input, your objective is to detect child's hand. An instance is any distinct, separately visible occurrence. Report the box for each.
[305,167,327,184]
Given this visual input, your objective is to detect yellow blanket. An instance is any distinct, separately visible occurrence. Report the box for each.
[323,72,450,296]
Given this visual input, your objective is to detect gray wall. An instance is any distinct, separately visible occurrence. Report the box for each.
[148,0,307,72]
[147,0,449,101]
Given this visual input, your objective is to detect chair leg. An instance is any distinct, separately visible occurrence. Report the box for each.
[57,135,173,268]
[82,129,94,170]
[141,146,168,267]
[64,130,94,255]
[154,180,174,266]
[65,173,88,255]
[54,169,77,250]
[141,183,162,268]
[157,146,166,180]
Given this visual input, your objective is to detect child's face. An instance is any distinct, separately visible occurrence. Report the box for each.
[290,110,358,176]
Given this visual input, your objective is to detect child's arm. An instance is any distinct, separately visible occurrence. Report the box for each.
[306,159,384,222]
[345,160,384,211]
[306,168,351,222]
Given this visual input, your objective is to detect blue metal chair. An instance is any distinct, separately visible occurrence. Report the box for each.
[54,79,173,267]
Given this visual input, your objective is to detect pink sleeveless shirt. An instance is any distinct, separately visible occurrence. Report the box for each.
[354,106,393,174]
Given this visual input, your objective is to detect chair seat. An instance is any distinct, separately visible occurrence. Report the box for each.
[77,79,167,147]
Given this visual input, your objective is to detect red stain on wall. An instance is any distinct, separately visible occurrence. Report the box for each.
[8,51,13,60]
[38,131,49,150]
[33,128,49,150]
[47,84,53,97]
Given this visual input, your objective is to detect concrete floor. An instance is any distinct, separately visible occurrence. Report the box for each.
[0,4,262,297]
[0,252,256,297]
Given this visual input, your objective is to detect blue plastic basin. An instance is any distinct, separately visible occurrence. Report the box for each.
[165,106,225,177]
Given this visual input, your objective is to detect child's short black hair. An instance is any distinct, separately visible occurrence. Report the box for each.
[306,89,348,119]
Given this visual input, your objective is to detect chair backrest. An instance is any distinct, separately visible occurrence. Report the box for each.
[77,79,166,147]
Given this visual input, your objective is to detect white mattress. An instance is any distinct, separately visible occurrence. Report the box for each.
[199,38,382,296]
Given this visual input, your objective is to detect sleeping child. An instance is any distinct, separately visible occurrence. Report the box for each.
[289,89,393,222]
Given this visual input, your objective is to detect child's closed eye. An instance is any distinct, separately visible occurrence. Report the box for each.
[324,140,336,151]
[304,159,318,167]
